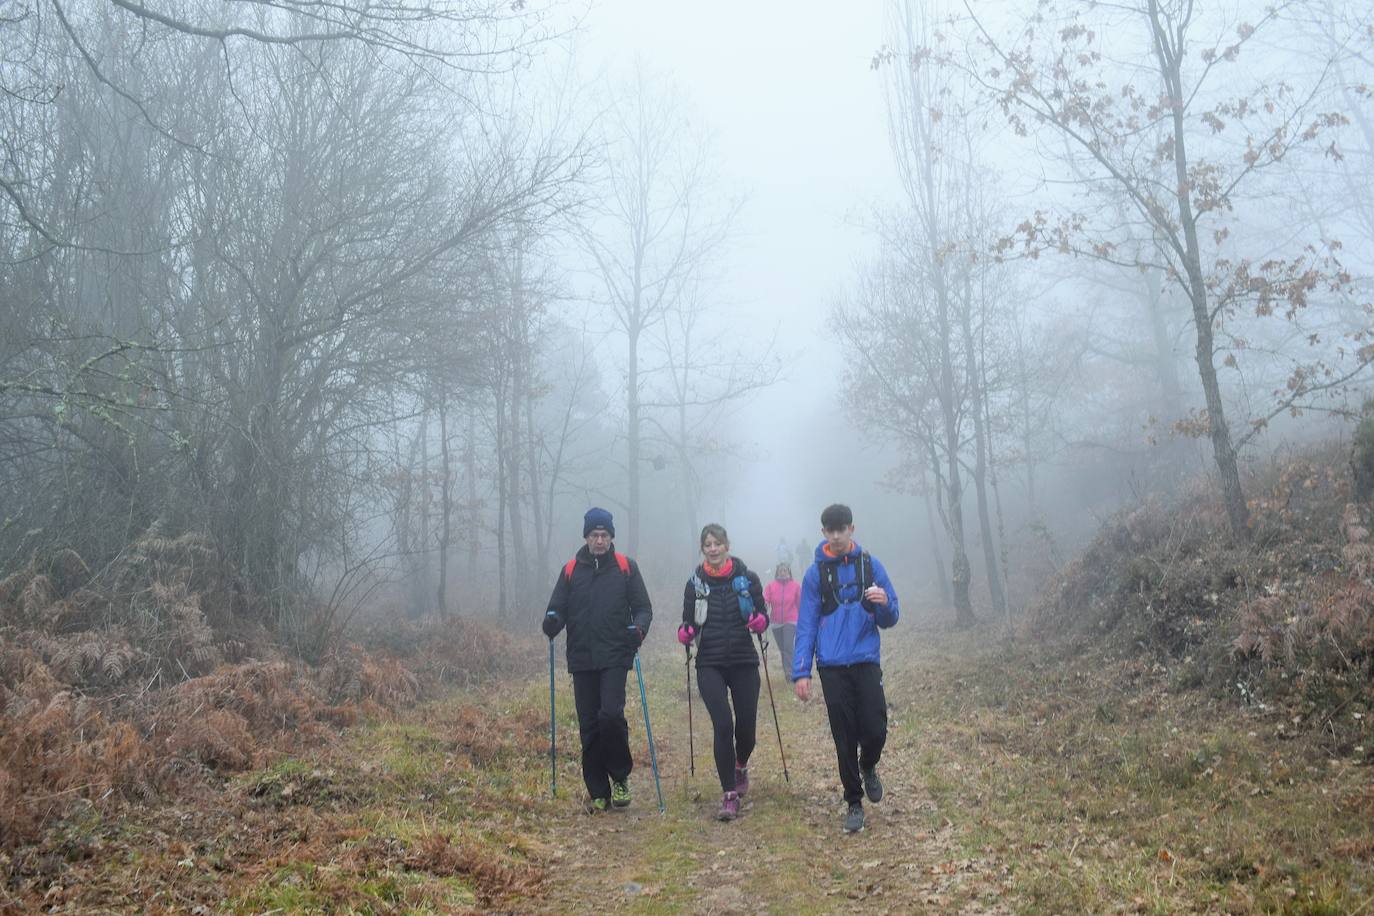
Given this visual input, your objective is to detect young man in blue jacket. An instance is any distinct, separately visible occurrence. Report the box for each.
[792,503,899,834]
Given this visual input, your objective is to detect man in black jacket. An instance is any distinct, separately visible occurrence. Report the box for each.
[542,508,653,811]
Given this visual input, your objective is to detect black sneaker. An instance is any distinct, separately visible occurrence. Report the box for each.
[843,803,865,834]
[862,766,883,803]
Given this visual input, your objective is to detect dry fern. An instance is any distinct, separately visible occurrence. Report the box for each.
[1232,596,1294,666]
[46,548,90,596]
[18,574,56,622]
[163,708,252,770]
[0,568,32,615]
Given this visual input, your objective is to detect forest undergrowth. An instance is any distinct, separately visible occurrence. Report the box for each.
[0,531,540,860]
[4,444,1374,912]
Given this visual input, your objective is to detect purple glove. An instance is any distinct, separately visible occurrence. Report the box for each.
[677,624,697,645]
[746,613,767,634]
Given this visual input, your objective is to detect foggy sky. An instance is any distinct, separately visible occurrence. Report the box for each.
[570,0,911,567]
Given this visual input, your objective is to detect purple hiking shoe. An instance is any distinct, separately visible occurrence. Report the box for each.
[717,790,740,821]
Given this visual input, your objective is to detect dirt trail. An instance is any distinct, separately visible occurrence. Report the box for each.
[534,627,1014,914]
[13,618,1368,912]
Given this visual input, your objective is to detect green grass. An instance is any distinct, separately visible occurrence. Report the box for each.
[878,630,1374,913]
[22,629,1374,913]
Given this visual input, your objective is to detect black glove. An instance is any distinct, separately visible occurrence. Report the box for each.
[542,611,564,639]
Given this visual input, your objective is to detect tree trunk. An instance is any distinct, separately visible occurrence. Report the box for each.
[526,383,548,582]
[437,394,454,617]
[940,385,975,627]
[506,251,529,602]
[678,393,700,562]
[626,323,641,555]
[392,418,414,615]
[960,274,1006,620]
[1149,0,1250,537]
[464,409,478,590]
[416,405,432,617]
[494,393,508,619]
[921,475,952,609]
[1142,266,1184,420]
[1013,319,1040,520]
[983,348,1015,632]
[932,255,976,627]
[506,365,527,605]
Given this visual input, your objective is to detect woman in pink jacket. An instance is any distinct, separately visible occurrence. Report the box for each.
[763,563,801,683]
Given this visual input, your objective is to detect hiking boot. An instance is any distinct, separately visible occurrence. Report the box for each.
[590,797,609,813]
[610,779,631,808]
[734,764,749,797]
[843,803,865,834]
[862,766,883,803]
[717,790,740,821]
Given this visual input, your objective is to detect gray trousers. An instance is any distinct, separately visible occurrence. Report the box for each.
[771,624,796,682]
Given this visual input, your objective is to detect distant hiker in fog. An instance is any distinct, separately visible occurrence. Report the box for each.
[764,563,800,683]
[794,538,810,574]
[793,503,899,834]
[542,508,653,812]
[678,523,768,821]
[776,536,791,566]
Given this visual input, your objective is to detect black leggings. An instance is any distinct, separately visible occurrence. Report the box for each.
[696,664,760,792]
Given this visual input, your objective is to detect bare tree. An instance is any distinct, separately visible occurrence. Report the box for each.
[947,0,1371,536]
[0,7,582,652]
[641,279,780,558]
[580,64,739,554]
[0,0,554,243]
[854,0,1023,627]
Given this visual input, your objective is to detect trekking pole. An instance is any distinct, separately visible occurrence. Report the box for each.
[756,633,790,783]
[685,643,695,777]
[548,639,557,798]
[632,649,666,813]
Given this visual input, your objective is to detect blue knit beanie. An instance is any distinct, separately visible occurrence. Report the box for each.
[583,507,615,538]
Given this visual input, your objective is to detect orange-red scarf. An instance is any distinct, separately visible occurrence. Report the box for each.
[703,557,734,578]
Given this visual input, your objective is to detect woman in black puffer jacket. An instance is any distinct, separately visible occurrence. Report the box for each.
[677,523,768,821]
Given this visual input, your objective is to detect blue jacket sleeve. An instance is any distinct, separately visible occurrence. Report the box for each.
[792,564,822,680]
[870,556,899,629]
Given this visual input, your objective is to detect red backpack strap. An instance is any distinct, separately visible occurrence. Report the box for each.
[565,554,630,579]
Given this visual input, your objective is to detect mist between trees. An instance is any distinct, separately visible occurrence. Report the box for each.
[0,0,1371,658]
[0,0,778,656]
[843,0,1373,624]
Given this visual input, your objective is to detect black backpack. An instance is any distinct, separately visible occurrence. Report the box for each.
[818,551,872,616]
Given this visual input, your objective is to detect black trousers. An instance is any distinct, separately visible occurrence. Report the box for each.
[817,663,887,805]
[571,667,632,800]
[696,664,760,792]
